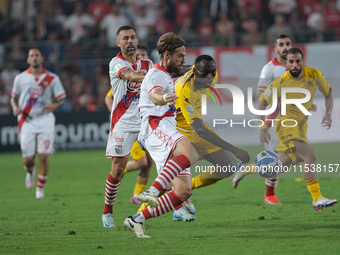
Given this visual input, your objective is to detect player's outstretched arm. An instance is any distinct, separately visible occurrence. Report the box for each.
[192,119,250,163]
[119,68,145,83]
[322,92,333,130]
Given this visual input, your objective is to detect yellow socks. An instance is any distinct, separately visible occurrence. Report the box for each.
[243,163,257,176]
[191,171,222,189]
[306,178,323,201]
[133,181,146,196]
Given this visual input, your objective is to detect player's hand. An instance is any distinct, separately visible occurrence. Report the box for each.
[233,148,250,163]
[163,93,178,107]
[310,104,317,112]
[322,113,332,129]
[43,103,58,113]
[12,106,22,116]
[260,129,271,143]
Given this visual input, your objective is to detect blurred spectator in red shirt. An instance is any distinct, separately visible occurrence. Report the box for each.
[87,0,111,24]
[174,0,194,27]
[154,8,173,35]
[197,14,215,45]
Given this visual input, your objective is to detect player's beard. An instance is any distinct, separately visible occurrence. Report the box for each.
[31,63,40,69]
[124,45,136,56]
[289,68,302,77]
[279,50,288,60]
[168,59,182,74]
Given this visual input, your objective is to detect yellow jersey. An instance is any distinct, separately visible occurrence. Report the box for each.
[259,66,332,125]
[175,67,218,132]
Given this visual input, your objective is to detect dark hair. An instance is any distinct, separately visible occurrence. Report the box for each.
[137,44,148,52]
[116,25,136,36]
[275,34,291,44]
[28,48,43,57]
[287,48,303,59]
[156,32,186,59]
[195,55,215,66]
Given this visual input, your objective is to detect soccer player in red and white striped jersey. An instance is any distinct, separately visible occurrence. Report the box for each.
[11,48,66,199]
[123,32,199,238]
[102,26,154,228]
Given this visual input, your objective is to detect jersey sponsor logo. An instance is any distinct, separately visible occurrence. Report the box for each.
[28,87,44,98]
[115,145,122,154]
[122,94,139,105]
[186,105,194,115]
[115,138,124,142]
[126,81,141,92]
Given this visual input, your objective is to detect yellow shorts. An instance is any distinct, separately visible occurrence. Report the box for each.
[130,141,146,161]
[275,121,308,163]
[177,122,221,158]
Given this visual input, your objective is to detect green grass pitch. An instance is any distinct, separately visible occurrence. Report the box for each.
[1,142,339,255]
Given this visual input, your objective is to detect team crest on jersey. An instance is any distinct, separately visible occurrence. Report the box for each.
[29,87,44,98]
[186,105,194,115]
[126,81,141,92]
[264,89,271,98]
[115,145,123,154]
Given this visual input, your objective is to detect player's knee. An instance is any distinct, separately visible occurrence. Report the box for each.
[181,186,192,200]
[190,150,199,165]
[308,152,317,163]
[137,156,148,169]
[111,163,125,178]
[23,157,34,167]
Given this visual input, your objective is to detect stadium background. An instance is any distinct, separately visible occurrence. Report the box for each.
[0,0,340,152]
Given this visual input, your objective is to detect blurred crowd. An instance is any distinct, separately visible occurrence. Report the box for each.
[0,0,340,113]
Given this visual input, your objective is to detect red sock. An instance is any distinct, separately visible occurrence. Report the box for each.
[103,173,121,214]
[265,178,277,196]
[37,175,48,188]
[152,155,190,191]
[141,191,183,220]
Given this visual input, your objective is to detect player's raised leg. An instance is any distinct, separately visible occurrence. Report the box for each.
[125,175,192,237]
[138,138,198,207]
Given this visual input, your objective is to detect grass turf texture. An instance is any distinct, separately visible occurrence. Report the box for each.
[1,142,339,255]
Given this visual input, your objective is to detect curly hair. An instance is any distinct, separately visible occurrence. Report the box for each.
[156,32,186,59]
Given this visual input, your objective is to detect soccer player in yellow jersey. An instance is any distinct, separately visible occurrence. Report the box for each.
[258,48,337,210]
[137,55,250,221]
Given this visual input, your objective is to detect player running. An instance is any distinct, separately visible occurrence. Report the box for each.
[102,26,154,228]
[124,32,200,238]
[11,48,66,198]
[233,34,292,204]
[135,55,250,222]
[258,48,337,210]
[104,45,154,204]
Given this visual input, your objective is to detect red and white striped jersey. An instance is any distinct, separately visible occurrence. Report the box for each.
[11,68,66,133]
[257,58,287,91]
[139,64,177,138]
[109,52,153,132]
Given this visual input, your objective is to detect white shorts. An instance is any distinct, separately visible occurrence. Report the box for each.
[20,132,54,158]
[106,131,139,157]
[264,128,280,152]
[141,125,190,177]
